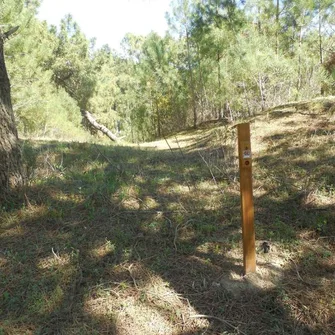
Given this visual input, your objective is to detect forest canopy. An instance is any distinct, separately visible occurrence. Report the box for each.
[1,0,334,142]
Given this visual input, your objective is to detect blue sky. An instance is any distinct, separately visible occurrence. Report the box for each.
[37,0,171,50]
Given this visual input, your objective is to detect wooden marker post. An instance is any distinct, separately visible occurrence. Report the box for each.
[237,123,256,274]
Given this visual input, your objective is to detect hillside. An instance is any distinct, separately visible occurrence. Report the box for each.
[0,98,334,334]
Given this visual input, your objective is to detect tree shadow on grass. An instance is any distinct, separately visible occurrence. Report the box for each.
[1,122,334,334]
[254,113,335,236]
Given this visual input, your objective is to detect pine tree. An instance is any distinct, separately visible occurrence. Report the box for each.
[0,26,24,193]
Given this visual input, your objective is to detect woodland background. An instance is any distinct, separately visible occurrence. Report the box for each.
[1,0,335,143]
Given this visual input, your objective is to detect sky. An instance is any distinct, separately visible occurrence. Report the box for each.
[37,0,172,51]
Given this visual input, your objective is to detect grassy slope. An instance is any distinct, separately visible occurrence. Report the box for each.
[0,97,334,335]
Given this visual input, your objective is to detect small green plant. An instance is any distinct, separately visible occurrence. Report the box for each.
[316,218,328,233]
[303,251,317,265]
[322,250,332,259]
[199,223,217,235]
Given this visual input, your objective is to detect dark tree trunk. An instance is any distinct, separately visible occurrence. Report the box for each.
[0,32,24,194]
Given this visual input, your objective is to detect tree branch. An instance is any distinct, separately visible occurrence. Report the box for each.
[1,26,19,41]
[81,109,119,142]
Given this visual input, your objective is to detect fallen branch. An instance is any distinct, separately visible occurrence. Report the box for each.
[1,26,19,40]
[81,109,119,142]
[51,247,61,261]
[126,264,139,289]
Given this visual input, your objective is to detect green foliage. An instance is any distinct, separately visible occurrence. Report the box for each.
[1,0,334,141]
[50,15,96,109]
[2,2,87,140]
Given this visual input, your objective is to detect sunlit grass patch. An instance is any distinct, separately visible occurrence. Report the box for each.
[83,264,209,335]
[89,239,116,259]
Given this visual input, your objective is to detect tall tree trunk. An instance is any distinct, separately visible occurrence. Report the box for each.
[257,6,262,34]
[217,50,222,120]
[197,46,205,123]
[258,73,266,112]
[275,0,280,55]
[243,82,251,116]
[296,26,303,99]
[186,30,197,128]
[0,32,24,194]
[318,1,324,95]
[156,102,161,138]
[318,2,323,65]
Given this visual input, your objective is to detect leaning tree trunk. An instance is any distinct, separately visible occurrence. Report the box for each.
[0,32,24,193]
[81,109,119,141]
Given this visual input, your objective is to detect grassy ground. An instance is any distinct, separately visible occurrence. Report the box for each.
[1,97,334,334]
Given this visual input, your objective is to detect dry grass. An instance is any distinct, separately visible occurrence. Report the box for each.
[0,97,334,334]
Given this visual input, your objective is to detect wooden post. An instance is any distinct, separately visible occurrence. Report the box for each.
[237,123,256,274]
